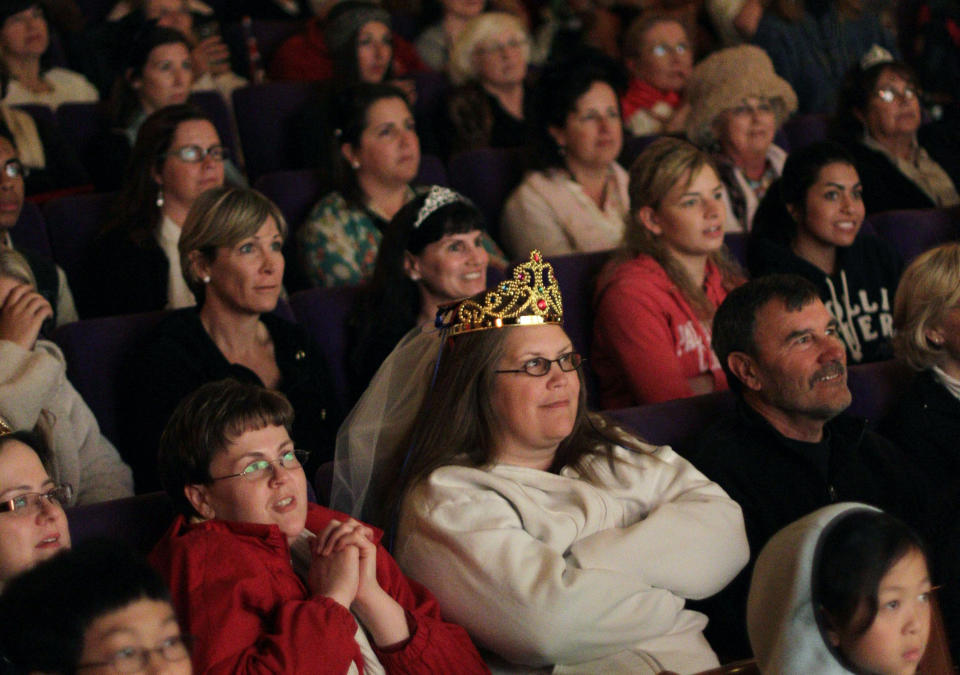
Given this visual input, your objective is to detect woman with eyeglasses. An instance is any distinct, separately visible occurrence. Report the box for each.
[336,251,748,673]
[87,104,227,318]
[0,539,193,675]
[124,187,341,493]
[148,378,487,673]
[0,430,71,592]
[0,249,133,505]
[443,12,533,156]
[684,45,797,232]
[830,53,960,214]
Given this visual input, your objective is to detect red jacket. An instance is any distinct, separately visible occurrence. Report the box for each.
[268,17,424,81]
[149,503,488,674]
[592,255,734,408]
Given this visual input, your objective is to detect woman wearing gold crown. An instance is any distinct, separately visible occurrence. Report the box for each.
[332,250,749,674]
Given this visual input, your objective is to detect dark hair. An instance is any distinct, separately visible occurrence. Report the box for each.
[529,51,626,169]
[107,23,192,127]
[346,191,486,399]
[157,379,294,518]
[325,0,394,85]
[712,274,821,393]
[767,0,862,22]
[814,510,928,644]
[830,59,919,142]
[0,429,52,472]
[324,82,412,205]
[0,539,174,673]
[750,141,857,251]
[101,104,212,247]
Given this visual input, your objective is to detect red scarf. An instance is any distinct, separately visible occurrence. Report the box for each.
[620,79,682,122]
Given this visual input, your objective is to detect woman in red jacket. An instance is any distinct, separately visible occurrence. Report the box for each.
[149,378,488,674]
[592,137,744,407]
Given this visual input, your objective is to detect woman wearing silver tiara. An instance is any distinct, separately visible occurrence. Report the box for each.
[346,186,491,402]
[334,251,749,674]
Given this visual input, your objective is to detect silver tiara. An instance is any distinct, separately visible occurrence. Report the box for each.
[412,186,470,229]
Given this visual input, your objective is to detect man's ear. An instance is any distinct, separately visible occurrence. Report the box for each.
[635,206,663,236]
[727,351,762,392]
[183,484,216,520]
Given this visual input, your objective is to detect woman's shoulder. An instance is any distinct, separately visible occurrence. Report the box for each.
[597,254,671,296]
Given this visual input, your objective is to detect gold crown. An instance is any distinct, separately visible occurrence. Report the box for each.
[438,250,563,336]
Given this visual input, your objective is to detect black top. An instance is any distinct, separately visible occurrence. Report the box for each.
[840,122,960,214]
[23,109,91,197]
[747,231,902,364]
[122,308,342,492]
[85,226,170,318]
[687,399,941,661]
[17,246,60,327]
[443,83,533,158]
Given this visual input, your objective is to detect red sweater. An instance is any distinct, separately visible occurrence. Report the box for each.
[149,504,488,674]
[592,255,733,408]
[268,17,424,81]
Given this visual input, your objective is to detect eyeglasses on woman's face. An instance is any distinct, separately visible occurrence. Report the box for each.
[209,449,307,482]
[165,144,229,163]
[0,484,72,516]
[495,352,584,377]
[873,85,918,104]
[77,634,192,673]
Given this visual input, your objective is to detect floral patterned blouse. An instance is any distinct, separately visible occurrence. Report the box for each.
[298,187,507,288]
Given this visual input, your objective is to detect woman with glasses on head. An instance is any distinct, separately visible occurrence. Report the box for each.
[443,12,533,156]
[0,249,133,505]
[87,104,227,318]
[0,539,193,675]
[125,187,341,493]
[148,378,487,673]
[684,45,797,232]
[338,251,748,673]
[830,51,960,214]
[0,430,71,592]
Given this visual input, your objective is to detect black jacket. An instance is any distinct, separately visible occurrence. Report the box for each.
[85,227,169,318]
[122,308,342,492]
[747,232,902,364]
[687,399,940,661]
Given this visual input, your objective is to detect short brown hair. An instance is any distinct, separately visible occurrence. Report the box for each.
[158,379,294,517]
[179,186,288,295]
[892,243,960,370]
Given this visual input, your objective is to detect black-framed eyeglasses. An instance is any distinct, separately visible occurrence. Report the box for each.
[2,159,27,179]
[165,144,228,163]
[210,449,308,482]
[76,634,192,673]
[874,86,918,103]
[0,484,72,515]
[495,352,584,377]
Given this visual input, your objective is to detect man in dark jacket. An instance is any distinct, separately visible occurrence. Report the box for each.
[688,274,949,662]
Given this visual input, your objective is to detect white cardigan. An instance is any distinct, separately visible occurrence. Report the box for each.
[397,443,748,674]
[0,339,133,505]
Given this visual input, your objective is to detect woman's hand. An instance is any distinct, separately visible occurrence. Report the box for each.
[310,519,372,608]
[0,284,51,350]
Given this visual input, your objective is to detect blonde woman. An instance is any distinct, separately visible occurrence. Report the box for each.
[444,12,532,155]
[592,137,744,407]
[882,243,960,490]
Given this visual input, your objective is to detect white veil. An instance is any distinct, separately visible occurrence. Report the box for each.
[330,326,444,522]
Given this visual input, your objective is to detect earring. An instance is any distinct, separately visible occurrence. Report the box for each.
[156,188,164,208]
[351,160,361,170]
[202,275,211,284]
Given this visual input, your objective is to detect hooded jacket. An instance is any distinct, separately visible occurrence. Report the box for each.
[592,254,733,407]
[747,503,880,674]
[747,231,901,363]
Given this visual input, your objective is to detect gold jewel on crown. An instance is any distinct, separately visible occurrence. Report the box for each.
[439,250,563,336]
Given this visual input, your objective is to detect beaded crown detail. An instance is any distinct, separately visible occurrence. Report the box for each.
[439,250,563,336]
[413,186,470,229]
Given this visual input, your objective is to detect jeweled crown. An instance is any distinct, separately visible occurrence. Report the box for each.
[438,250,563,336]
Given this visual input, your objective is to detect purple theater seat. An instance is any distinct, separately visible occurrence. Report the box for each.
[416,153,448,187]
[546,250,612,358]
[865,208,960,263]
[846,359,913,427]
[55,102,104,171]
[255,169,325,231]
[188,90,241,166]
[448,147,524,245]
[42,192,116,314]
[607,390,737,458]
[780,113,829,152]
[724,231,747,267]
[289,285,360,416]
[222,19,302,75]
[619,133,661,169]
[233,81,314,180]
[67,492,175,555]
[8,201,51,258]
[53,311,168,448]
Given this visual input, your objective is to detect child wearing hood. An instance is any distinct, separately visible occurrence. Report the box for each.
[748,503,934,674]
